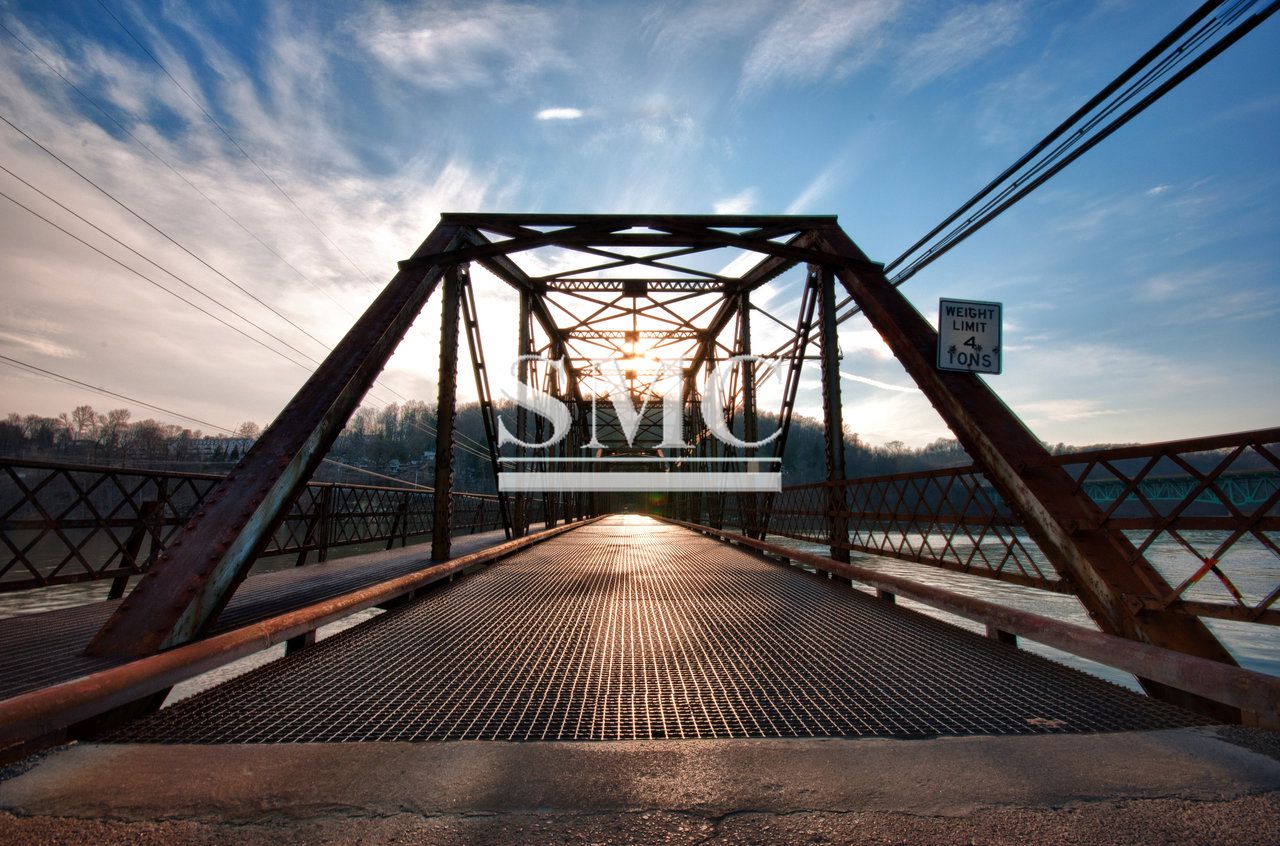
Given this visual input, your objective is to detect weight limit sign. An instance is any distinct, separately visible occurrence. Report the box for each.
[937,298,1002,375]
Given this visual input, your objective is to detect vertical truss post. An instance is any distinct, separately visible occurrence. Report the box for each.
[457,268,515,540]
[817,265,850,563]
[432,266,462,561]
[514,290,533,536]
[817,226,1242,721]
[738,293,760,538]
[755,268,821,538]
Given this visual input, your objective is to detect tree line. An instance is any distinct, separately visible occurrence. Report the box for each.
[0,404,261,464]
[3,400,1139,489]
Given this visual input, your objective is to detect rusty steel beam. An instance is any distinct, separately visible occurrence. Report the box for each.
[442,212,838,229]
[457,268,515,539]
[814,225,1244,722]
[514,289,533,536]
[737,293,761,539]
[432,267,463,560]
[86,223,465,659]
[816,266,850,564]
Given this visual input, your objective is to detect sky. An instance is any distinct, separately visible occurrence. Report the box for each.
[0,0,1276,449]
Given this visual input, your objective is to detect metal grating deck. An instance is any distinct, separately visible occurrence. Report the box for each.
[112,516,1211,742]
[0,529,509,700]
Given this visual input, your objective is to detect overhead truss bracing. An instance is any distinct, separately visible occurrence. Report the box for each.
[86,213,1247,723]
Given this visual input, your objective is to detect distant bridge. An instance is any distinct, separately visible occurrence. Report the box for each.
[1080,471,1280,509]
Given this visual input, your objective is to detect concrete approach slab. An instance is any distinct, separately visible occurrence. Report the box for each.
[1,727,1279,844]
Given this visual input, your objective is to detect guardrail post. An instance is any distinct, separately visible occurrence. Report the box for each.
[432,266,462,561]
[986,624,1017,646]
[295,485,333,567]
[110,498,164,600]
[387,495,410,551]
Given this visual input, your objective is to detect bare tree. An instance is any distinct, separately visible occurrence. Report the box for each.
[235,421,261,439]
[97,408,131,454]
[71,404,97,440]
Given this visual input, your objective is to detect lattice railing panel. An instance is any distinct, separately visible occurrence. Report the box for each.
[0,459,518,591]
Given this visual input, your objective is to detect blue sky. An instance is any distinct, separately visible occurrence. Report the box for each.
[0,0,1276,448]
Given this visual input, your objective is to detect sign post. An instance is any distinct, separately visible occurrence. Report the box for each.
[937,298,1002,374]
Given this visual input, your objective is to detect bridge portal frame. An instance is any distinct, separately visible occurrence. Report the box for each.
[85,213,1243,722]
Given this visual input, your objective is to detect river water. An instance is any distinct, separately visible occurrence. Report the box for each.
[0,530,1274,704]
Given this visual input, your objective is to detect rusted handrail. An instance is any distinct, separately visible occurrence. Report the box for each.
[662,428,1279,625]
[0,458,517,592]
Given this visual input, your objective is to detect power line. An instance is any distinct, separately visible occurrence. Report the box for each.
[0,152,466,447]
[94,0,377,288]
[0,71,447,431]
[880,0,1277,289]
[0,353,236,433]
[0,112,423,415]
[0,353,439,489]
[0,187,315,371]
[0,165,322,368]
[0,19,356,318]
[0,175,445,440]
[0,110,334,355]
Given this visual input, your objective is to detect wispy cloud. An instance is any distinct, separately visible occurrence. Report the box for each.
[536,107,583,120]
[895,0,1026,91]
[1016,398,1123,424]
[841,371,920,393]
[355,2,567,91]
[0,4,515,423]
[786,157,845,214]
[713,187,757,215]
[1137,266,1278,323]
[739,0,901,95]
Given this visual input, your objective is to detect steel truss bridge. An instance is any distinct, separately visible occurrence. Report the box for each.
[0,213,1274,765]
[1,0,1279,768]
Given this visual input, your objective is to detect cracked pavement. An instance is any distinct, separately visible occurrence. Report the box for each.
[2,727,1279,844]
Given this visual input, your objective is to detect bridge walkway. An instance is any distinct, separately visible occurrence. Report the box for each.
[112,515,1207,743]
[0,529,509,701]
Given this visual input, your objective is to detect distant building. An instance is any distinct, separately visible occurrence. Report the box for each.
[173,437,256,459]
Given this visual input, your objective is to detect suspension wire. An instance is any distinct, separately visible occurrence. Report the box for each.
[883,0,1226,277]
[830,0,1278,328]
[0,171,485,457]
[0,20,356,318]
[0,179,473,454]
[0,114,453,434]
[94,0,378,288]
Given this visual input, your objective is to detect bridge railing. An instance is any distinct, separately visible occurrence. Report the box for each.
[0,458,511,593]
[662,428,1279,626]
